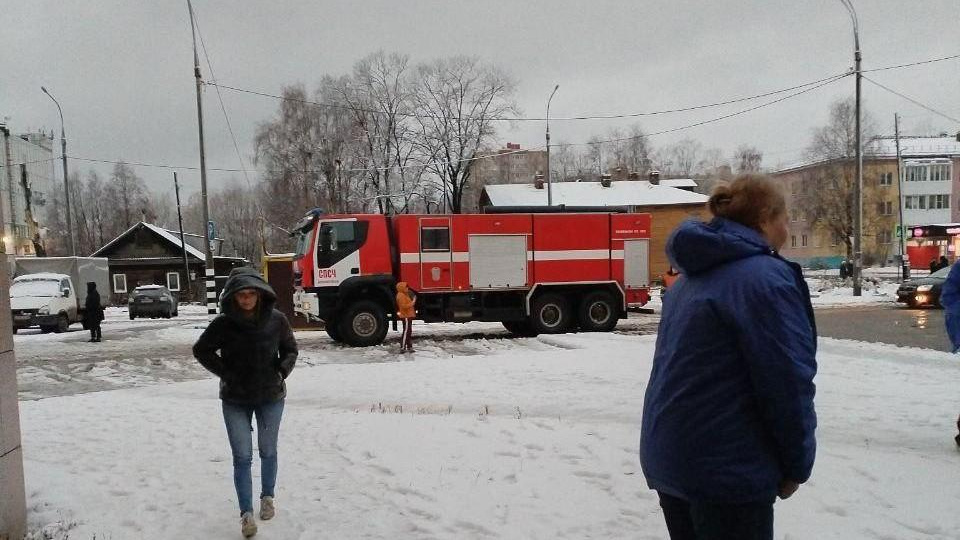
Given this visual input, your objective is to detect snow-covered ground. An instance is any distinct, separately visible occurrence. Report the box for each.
[17,315,960,539]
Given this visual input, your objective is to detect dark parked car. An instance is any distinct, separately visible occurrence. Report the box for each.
[128,285,179,319]
[896,266,952,308]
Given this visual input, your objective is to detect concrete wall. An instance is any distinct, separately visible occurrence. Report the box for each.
[0,254,26,539]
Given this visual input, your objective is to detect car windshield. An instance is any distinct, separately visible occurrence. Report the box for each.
[931,266,952,279]
[10,279,61,298]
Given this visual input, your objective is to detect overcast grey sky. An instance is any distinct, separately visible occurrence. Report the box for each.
[5,0,958,198]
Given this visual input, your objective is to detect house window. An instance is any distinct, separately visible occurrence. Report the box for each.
[166,272,181,292]
[790,235,797,248]
[421,227,450,252]
[878,230,892,245]
[878,201,893,216]
[905,195,927,210]
[801,235,808,247]
[879,172,893,186]
[930,194,951,209]
[113,273,127,293]
[830,232,841,247]
[814,233,823,248]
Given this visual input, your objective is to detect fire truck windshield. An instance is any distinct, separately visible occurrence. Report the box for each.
[293,230,312,261]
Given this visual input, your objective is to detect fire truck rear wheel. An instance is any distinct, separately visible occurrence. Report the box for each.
[531,294,573,334]
[578,291,618,332]
[338,301,388,347]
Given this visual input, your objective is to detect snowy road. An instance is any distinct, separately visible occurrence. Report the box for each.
[815,305,951,352]
[13,305,661,400]
[19,324,960,539]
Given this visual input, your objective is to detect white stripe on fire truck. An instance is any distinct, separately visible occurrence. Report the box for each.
[399,249,618,264]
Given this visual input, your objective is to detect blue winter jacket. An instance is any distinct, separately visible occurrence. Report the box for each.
[939,263,960,352]
[640,217,818,503]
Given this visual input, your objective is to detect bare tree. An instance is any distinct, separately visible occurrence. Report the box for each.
[795,98,881,259]
[733,145,763,174]
[110,162,148,230]
[666,139,703,177]
[411,55,518,213]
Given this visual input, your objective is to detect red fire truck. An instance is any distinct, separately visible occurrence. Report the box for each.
[291,209,652,346]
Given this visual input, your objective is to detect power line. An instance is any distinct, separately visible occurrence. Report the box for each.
[862,52,960,74]
[207,71,851,123]
[555,73,850,148]
[0,157,59,169]
[863,75,960,125]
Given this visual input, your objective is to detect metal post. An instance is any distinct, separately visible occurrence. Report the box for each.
[173,172,191,299]
[894,113,907,281]
[839,0,863,296]
[545,84,559,207]
[41,87,76,256]
[188,0,216,317]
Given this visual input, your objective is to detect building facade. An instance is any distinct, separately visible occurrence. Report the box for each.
[463,143,548,212]
[774,135,960,268]
[0,126,56,256]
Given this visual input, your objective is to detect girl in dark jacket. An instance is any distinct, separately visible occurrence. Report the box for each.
[193,267,298,538]
[83,282,105,342]
[640,175,817,540]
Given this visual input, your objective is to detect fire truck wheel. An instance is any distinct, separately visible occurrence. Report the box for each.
[338,301,388,346]
[324,318,343,342]
[531,294,573,334]
[578,291,618,332]
[502,320,537,337]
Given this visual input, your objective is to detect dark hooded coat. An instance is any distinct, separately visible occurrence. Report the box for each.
[82,282,105,327]
[192,267,298,405]
[640,217,817,503]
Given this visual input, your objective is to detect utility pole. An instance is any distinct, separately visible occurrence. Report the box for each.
[545,84,559,207]
[894,113,907,282]
[840,0,864,296]
[173,172,191,299]
[41,87,76,255]
[188,0,216,317]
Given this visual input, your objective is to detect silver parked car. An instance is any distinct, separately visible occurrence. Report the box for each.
[128,285,179,319]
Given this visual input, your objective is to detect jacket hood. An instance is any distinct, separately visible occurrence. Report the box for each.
[667,217,773,276]
[220,267,277,322]
[86,282,98,293]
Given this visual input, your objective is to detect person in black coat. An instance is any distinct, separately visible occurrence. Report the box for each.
[193,267,298,537]
[940,256,950,271]
[82,282,105,342]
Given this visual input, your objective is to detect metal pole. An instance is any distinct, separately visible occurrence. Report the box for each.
[173,172,191,298]
[188,0,216,317]
[545,84,559,207]
[839,0,863,296]
[894,113,906,281]
[41,87,76,256]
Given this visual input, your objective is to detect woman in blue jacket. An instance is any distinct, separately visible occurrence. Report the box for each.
[640,175,817,540]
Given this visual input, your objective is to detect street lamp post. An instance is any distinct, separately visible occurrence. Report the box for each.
[545,84,559,207]
[41,86,77,256]
[839,0,863,296]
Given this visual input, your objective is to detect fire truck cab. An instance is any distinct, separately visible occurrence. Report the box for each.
[292,209,651,347]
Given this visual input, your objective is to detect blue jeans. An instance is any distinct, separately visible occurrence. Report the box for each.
[222,399,285,515]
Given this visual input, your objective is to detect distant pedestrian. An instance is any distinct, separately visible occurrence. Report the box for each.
[930,258,940,274]
[641,175,817,540]
[396,282,416,353]
[193,267,298,538]
[83,282,104,342]
[839,260,849,279]
[940,256,950,271]
[662,267,680,290]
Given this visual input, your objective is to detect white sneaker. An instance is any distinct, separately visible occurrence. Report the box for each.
[260,496,276,521]
[240,511,258,537]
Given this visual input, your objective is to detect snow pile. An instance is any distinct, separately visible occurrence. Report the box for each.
[19,332,960,539]
[806,278,900,307]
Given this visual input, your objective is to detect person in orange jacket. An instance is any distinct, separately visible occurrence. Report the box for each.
[396,282,416,352]
[662,267,680,290]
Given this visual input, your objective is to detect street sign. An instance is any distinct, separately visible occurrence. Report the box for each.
[207,220,216,241]
[894,224,903,239]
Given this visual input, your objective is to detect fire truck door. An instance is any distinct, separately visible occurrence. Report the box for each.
[419,218,453,290]
[623,239,650,289]
[314,219,362,287]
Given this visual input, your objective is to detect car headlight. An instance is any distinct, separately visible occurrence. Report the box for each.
[38,305,49,315]
[916,285,933,292]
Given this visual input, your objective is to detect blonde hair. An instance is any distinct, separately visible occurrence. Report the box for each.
[708,174,786,232]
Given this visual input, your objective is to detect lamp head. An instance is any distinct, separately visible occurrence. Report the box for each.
[41,86,49,94]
